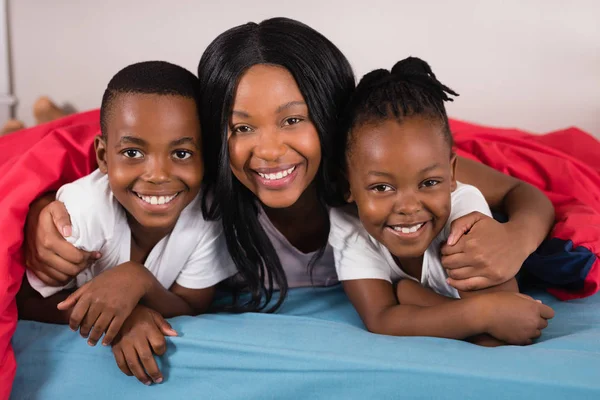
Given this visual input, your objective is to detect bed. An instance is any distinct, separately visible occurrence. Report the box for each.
[10,286,600,399]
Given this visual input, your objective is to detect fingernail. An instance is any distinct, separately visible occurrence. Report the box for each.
[62,226,72,237]
[144,381,151,386]
[93,252,102,259]
[102,342,108,346]
[155,378,163,384]
[87,341,95,346]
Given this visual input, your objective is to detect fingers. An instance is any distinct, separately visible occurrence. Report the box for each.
[57,284,87,310]
[148,330,168,356]
[532,329,542,339]
[47,201,72,237]
[79,303,103,338]
[152,312,177,337]
[538,318,549,330]
[137,342,163,384]
[31,256,73,283]
[440,253,469,269]
[113,347,133,376]
[447,276,490,292]
[87,313,114,346]
[540,304,555,320]
[515,293,535,301]
[122,345,152,385]
[102,317,125,346]
[446,212,483,246]
[30,269,63,286]
[445,266,477,280]
[440,240,466,257]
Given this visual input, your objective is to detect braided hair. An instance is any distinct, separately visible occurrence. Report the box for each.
[336,57,458,177]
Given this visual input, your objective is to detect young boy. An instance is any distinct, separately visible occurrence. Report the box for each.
[329,57,554,346]
[18,61,237,349]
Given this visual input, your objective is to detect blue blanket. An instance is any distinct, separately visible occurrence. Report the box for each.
[11,286,600,399]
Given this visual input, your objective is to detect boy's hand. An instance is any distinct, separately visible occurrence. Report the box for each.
[479,292,554,345]
[112,305,177,385]
[57,262,152,346]
[440,212,527,291]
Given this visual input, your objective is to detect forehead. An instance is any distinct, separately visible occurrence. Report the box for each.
[232,64,305,111]
[349,117,450,168]
[106,93,200,141]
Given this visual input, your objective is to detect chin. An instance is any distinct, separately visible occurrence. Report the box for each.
[257,192,302,209]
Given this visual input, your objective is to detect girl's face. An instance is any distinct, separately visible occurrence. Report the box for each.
[346,116,456,260]
[227,64,322,209]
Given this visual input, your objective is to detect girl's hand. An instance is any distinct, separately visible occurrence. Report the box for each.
[57,262,152,346]
[24,198,100,286]
[440,212,530,291]
[112,305,177,385]
[479,292,554,344]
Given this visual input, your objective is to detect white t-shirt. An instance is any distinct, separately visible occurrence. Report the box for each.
[328,182,492,298]
[258,208,338,288]
[27,169,238,298]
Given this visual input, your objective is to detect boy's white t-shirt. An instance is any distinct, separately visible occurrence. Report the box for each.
[27,169,238,298]
[328,182,492,298]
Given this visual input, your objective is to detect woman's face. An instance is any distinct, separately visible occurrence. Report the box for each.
[228,64,322,209]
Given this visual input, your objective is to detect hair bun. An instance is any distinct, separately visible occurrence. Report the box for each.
[391,56,436,79]
[355,69,391,91]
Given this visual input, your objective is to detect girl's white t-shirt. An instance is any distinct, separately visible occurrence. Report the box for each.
[328,182,492,298]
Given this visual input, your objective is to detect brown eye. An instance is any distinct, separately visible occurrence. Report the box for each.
[123,149,143,159]
[422,179,441,188]
[371,184,393,192]
[173,150,192,160]
[233,125,253,134]
[283,117,303,126]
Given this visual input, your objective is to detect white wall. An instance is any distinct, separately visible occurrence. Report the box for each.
[7,0,600,136]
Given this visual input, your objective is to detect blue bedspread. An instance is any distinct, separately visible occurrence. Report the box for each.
[11,286,600,399]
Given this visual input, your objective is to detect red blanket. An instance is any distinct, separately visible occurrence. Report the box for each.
[0,112,598,398]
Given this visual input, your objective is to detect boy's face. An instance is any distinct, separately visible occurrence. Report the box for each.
[95,93,203,232]
[346,116,456,260]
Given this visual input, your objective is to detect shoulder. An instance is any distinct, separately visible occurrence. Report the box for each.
[56,169,121,240]
[329,205,370,243]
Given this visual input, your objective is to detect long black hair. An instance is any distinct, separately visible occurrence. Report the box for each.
[197,17,355,312]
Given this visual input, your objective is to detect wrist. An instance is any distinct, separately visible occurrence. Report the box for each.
[466,295,492,334]
[121,262,153,296]
[504,220,540,257]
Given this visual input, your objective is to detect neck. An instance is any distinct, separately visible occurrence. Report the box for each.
[262,182,329,254]
[393,254,425,281]
[127,214,173,261]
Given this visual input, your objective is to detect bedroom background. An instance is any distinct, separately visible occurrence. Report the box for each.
[1,0,599,136]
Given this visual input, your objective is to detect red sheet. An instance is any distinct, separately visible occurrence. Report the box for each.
[0,112,598,398]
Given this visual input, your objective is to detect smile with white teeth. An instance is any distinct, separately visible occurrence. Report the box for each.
[257,166,296,181]
[392,222,424,234]
[135,192,179,205]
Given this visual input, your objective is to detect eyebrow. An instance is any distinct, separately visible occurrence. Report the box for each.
[276,101,306,114]
[367,163,442,177]
[231,101,307,119]
[117,136,146,146]
[170,137,198,147]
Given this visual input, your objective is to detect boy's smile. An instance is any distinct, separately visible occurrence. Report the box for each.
[346,116,456,267]
[95,93,203,237]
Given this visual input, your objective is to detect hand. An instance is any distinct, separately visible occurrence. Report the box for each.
[24,198,100,286]
[480,292,554,345]
[57,262,151,346]
[441,212,528,291]
[112,305,177,385]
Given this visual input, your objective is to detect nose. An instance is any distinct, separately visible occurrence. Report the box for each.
[393,190,422,215]
[144,156,170,184]
[253,129,286,161]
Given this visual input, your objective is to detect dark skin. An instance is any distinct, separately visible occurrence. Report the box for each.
[343,117,553,343]
[17,93,216,385]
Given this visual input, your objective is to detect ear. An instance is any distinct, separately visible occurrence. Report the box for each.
[94,136,109,174]
[449,153,458,192]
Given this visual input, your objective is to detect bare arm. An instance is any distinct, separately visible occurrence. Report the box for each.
[455,156,554,255]
[141,278,215,318]
[344,278,553,344]
[395,279,454,307]
[16,276,73,324]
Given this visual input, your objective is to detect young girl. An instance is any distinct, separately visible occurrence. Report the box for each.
[24,18,554,380]
[329,57,554,344]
